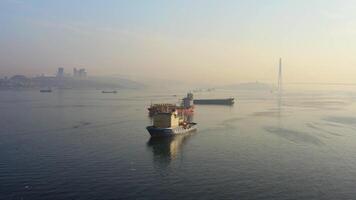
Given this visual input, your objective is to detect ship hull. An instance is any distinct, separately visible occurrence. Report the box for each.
[146,123,197,137]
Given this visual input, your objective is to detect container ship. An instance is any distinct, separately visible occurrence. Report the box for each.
[193,97,235,105]
[146,110,197,137]
[102,90,117,94]
[148,93,194,116]
[40,88,52,93]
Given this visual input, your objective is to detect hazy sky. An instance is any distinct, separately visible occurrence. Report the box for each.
[1,0,356,84]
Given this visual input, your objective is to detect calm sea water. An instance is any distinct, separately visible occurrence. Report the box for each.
[1,86,356,200]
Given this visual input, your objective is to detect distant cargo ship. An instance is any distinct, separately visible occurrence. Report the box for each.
[146,110,197,137]
[193,97,235,105]
[102,90,117,94]
[40,88,52,93]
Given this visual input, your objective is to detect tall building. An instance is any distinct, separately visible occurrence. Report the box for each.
[57,67,64,77]
[73,67,87,78]
[79,68,87,78]
[73,68,78,77]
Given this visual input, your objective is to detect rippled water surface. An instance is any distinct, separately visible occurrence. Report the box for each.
[1,87,356,200]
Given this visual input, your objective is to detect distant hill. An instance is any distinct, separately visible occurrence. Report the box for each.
[0,75,145,90]
[86,76,145,89]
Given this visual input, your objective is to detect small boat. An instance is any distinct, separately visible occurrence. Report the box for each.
[146,110,197,137]
[102,90,117,94]
[40,88,52,93]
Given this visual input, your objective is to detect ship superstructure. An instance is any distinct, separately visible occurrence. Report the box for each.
[148,93,194,116]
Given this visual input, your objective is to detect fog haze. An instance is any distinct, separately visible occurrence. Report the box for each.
[1,0,356,85]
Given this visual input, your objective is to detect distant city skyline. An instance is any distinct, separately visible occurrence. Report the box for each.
[0,66,87,78]
[1,0,356,85]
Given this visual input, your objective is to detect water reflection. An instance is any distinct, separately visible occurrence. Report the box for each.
[277,91,282,120]
[147,133,196,165]
[182,113,194,123]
